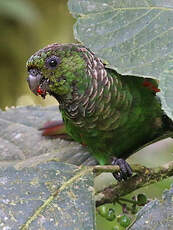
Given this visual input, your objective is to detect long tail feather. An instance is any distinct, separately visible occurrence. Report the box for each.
[39,120,69,138]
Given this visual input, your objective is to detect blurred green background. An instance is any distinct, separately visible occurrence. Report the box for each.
[1,0,75,109]
[1,0,173,229]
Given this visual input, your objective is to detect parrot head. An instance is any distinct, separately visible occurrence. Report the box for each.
[26,43,88,99]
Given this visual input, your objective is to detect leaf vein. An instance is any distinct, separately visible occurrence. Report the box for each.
[20,166,91,230]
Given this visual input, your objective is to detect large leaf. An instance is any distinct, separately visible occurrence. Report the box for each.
[0,106,96,166]
[0,106,96,229]
[129,184,173,230]
[68,0,173,119]
[0,162,94,230]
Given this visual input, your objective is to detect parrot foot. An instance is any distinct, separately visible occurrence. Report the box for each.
[111,158,132,181]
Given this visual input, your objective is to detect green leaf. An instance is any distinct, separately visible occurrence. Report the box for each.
[68,0,173,120]
[0,162,95,230]
[129,184,173,230]
[0,106,95,166]
[0,106,96,229]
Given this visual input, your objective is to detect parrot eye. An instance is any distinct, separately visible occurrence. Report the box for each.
[46,56,60,69]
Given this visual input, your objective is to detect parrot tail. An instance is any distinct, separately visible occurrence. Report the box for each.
[39,120,72,140]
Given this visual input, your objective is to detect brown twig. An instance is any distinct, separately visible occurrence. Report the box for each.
[93,164,147,174]
[93,161,173,207]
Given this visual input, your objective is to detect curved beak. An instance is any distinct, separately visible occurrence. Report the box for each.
[27,74,42,95]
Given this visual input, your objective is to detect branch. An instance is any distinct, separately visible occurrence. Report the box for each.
[93,164,147,174]
[93,161,173,207]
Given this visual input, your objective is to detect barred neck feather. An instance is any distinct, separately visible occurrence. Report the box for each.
[55,46,132,130]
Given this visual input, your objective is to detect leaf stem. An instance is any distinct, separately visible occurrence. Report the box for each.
[119,197,137,205]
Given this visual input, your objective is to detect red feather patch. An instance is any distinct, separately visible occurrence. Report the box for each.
[143,80,160,93]
[37,86,46,95]
[36,86,47,99]
[39,120,66,136]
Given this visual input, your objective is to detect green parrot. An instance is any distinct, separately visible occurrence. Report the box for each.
[26,43,173,181]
